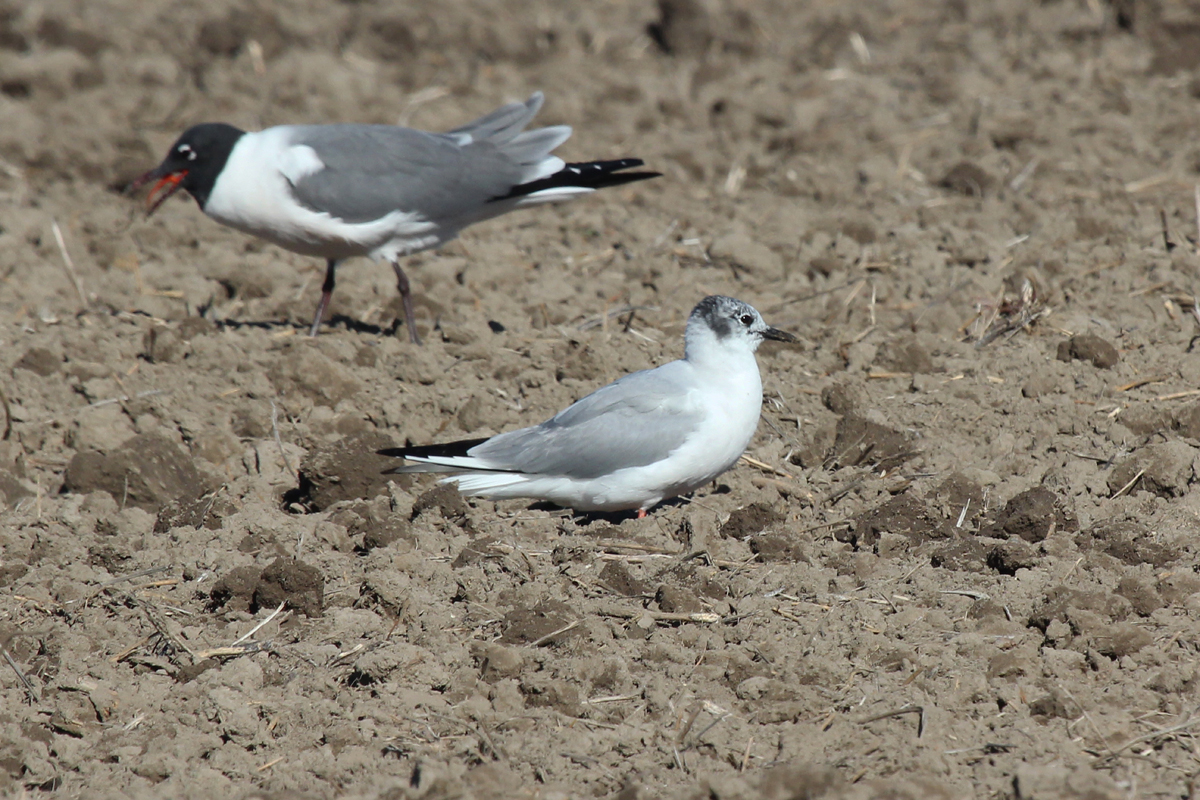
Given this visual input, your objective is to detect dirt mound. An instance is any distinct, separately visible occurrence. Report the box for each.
[63,431,210,512]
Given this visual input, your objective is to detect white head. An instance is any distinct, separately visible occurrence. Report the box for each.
[684,296,797,362]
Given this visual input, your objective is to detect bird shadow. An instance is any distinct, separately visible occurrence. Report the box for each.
[325,314,401,337]
[529,495,698,527]
[202,314,401,337]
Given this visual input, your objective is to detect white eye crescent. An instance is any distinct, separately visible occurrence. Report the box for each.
[178,144,196,161]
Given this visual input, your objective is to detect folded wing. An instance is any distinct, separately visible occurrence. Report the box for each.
[387,362,704,480]
[285,93,570,225]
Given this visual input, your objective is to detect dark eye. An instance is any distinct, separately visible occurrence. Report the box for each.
[740,314,754,326]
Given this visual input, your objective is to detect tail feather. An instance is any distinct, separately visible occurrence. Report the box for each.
[504,126,573,165]
[444,471,529,495]
[495,159,661,202]
[504,126,573,182]
[379,439,496,475]
[447,92,544,146]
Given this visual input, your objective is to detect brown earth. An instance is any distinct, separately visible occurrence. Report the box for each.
[4,0,1200,797]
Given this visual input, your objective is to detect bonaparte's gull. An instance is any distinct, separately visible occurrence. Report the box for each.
[380,295,796,515]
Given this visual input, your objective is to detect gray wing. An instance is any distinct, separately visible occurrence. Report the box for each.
[446,91,544,144]
[470,361,705,479]
[286,124,525,224]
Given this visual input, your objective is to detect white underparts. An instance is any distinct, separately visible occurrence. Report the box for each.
[203,129,439,261]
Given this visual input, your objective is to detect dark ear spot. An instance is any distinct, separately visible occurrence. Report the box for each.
[709,316,733,340]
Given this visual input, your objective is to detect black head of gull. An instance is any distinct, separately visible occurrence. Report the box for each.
[130,123,245,214]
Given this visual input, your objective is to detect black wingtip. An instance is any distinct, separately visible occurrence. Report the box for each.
[496,159,661,201]
[377,437,490,461]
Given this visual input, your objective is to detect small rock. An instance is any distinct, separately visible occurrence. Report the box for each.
[849,495,947,549]
[1093,623,1153,659]
[597,561,648,597]
[1056,334,1119,369]
[1106,441,1198,498]
[1174,402,1200,439]
[142,327,187,364]
[987,539,1040,574]
[13,347,60,376]
[463,537,519,570]
[209,565,263,613]
[808,255,841,278]
[840,218,876,244]
[154,489,234,532]
[334,502,412,551]
[1029,689,1082,722]
[646,0,713,56]
[0,469,32,508]
[748,532,807,561]
[1116,576,1164,617]
[821,382,867,415]
[655,585,703,614]
[981,486,1074,543]
[1022,374,1059,398]
[720,502,784,537]
[1076,520,1178,567]
[471,642,524,680]
[254,557,324,617]
[412,482,469,520]
[929,538,990,572]
[499,600,574,645]
[938,162,994,196]
[63,432,208,513]
[1120,405,1171,435]
[830,415,915,469]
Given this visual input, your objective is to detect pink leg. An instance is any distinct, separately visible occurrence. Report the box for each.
[637,509,647,519]
[309,259,338,337]
[392,261,422,344]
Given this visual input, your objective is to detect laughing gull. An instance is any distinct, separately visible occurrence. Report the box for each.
[130,92,659,343]
[380,296,797,515]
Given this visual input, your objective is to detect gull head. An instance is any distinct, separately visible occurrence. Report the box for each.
[685,295,797,360]
[129,123,245,215]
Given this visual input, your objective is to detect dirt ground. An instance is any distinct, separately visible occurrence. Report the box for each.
[4,0,1200,797]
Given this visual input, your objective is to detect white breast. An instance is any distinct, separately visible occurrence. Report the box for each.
[632,359,763,504]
